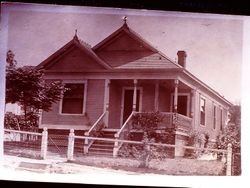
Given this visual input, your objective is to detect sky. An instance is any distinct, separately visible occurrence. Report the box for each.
[1,3,243,103]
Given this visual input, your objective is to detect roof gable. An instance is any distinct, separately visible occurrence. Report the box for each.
[36,36,111,71]
[93,23,158,53]
[94,23,180,69]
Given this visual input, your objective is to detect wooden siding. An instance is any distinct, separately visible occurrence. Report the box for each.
[193,91,229,140]
[40,79,105,130]
[158,86,171,112]
[41,102,89,128]
[141,82,155,112]
[86,79,105,125]
[48,47,104,71]
[108,82,122,128]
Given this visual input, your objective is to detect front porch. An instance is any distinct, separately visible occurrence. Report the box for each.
[84,78,195,157]
[105,79,194,130]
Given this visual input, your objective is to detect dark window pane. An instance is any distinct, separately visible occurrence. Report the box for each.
[220,109,223,131]
[62,84,84,114]
[200,98,205,125]
[171,95,188,116]
[213,106,216,129]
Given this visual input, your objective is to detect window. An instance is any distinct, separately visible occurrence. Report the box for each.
[61,83,85,114]
[171,93,190,116]
[220,108,223,131]
[213,105,216,129]
[200,97,206,125]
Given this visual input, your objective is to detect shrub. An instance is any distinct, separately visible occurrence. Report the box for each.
[185,131,210,158]
[4,112,39,131]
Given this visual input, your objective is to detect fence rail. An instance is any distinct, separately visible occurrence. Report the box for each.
[3,128,235,176]
[4,128,47,159]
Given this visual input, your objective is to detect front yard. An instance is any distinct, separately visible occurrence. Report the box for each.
[72,155,225,176]
[3,141,225,175]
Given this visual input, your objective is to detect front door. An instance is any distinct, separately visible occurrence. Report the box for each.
[122,89,140,124]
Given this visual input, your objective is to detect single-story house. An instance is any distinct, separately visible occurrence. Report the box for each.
[37,21,232,157]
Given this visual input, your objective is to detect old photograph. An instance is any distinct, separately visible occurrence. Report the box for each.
[0,1,248,187]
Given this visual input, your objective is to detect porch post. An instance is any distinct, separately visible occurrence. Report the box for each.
[191,89,197,128]
[132,79,138,112]
[104,79,110,127]
[154,80,159,111]
[174,79,179,113]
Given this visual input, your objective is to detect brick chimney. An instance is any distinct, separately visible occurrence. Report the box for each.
[177,51,187,68]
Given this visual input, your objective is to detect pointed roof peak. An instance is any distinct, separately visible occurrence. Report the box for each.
[73,29,79,41]
[122,16,129,28]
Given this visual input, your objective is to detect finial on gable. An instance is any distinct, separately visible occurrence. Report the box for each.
[73,29,79,40]
[122,16,128,27]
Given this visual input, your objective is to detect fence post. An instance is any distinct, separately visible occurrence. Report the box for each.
[40,127,48,160]
[113,135,119,158]
[226,143,232,176]
[67,129,75,161]
[84,133,89,154]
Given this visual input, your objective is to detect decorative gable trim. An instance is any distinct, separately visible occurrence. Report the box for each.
[36,36,112,70]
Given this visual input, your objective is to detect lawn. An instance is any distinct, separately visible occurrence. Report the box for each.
[72,155,225,176]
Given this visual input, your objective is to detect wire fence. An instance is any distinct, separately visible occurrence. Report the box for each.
[3,128,236,176]
[4,129,42,159]
[47,134,68,157]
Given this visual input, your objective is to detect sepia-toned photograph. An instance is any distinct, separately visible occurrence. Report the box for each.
[0,1,248,187]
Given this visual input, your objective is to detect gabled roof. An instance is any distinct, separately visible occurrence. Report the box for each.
[115,53,179,69]
[93,22,158,52]
[93,22,181,69]
[36,35,112,70]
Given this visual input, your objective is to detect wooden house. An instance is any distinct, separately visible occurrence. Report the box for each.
[37,21,232,157]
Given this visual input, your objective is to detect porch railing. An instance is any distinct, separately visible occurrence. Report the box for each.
[84,111,107,154]
[174,113,192,132]
[113,111,135,157]
[159,112,173,129]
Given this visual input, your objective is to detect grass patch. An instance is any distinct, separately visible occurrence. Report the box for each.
[72,155,225,175]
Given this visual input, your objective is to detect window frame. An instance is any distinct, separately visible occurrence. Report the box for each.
[199,96,206,126]
[170,93,191,116]
[220,108,224,131]
[59,80,87,115]
[213,104,217,130]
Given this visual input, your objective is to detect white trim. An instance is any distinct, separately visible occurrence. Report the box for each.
[39,124,90,130]
[154,81,159,111]
[103,79,110,112]
[199,95,206,127]
[102,128,119,132]
[170,92,191,116]
[59,80,88,115]
[103,79,110,128]
[120,87,143,127]
[174,130,189,137]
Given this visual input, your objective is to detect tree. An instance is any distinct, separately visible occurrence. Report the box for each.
[217,105,241,152]
[229,105,241,126]
[5,50,64,130]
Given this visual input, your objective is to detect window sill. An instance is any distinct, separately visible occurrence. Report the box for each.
[59,112,86,116]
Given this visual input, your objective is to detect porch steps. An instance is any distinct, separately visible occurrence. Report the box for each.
[87,131,115,156]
